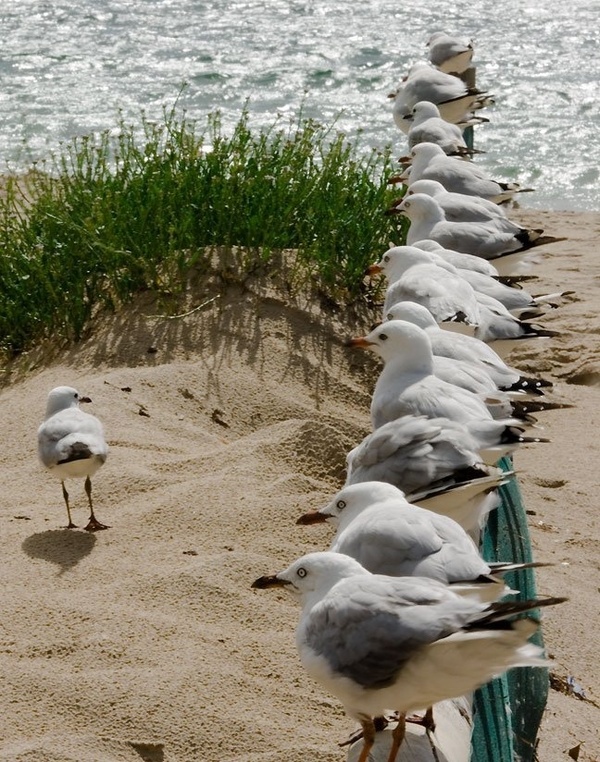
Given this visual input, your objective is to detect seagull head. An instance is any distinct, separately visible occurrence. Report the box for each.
[393,193,445,224]
[252,552,370,603]
[368,244,441,283]
[410,142,447,163]
[385,301,438,328]
[45,386,92,418]
[407,179,447,198]
[411,101,442,121]
[298,482,407,528]
[345,319,434,367]
[413,238,445,252]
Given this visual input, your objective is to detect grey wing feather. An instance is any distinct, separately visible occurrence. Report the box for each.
[304,576,480,689]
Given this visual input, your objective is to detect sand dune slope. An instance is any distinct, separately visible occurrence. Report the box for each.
[0,212,598,761]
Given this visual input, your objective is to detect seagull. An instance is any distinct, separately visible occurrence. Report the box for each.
[345,415,497,496]
[379,242,568,316]
[344,320,495,428]
[296,482,542,602]
[390,63,493,132]
[392,193,566,260]
[253,551,565,762]
[404,179,510,222]
[384,301,553,396]
[413,239,541,284]
[367,245,481,327]
[427,32,474,74]
[472,292,560,355]
[395,142,534,203]
[342,416,510,531]
[404,101,483,157]
[369,246,561,348]
[38,386,109,531]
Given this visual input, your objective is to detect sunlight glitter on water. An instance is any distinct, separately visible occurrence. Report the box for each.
[1,0,598,210]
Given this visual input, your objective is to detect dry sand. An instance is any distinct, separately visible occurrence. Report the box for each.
[0,209,598,762]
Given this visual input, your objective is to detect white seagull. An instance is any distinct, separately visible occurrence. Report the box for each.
[344,320,495,429]
[472,292,560,356]
[342,416,510,531]
[391,63,493,132]
[392,192,566,260]
[369,246,561,348]
[368,245,481,328]
[38,386,109,531]
[253,551,565,762]
[345,415,496,496]
[427,32,474,74]
[404,179,510,222]
[297,481,522,603]
[395,142,534,203]
[413,239,539,283]
[380,242,567,316]
[404,101,483,157]
[385,301,553,396]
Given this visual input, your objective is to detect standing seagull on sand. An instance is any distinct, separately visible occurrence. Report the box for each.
[253,551,565,762]
[38,386,109,531]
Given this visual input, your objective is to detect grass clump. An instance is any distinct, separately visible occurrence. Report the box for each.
[0,106,406,357]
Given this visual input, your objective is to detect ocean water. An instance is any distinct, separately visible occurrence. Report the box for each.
[1,0,599,211]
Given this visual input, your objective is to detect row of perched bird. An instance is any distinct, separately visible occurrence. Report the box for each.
[35,31,569,762]
[253,31,569,762]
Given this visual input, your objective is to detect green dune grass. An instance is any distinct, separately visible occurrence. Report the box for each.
[0,106,406,358]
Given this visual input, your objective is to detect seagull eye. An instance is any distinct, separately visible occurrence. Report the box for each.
[379,333,388,341]
[297,567,307,578]
[336,500,346,510]
[404,201,410,209]
[383,255,390,262]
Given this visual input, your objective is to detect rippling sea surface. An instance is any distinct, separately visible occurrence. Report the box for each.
[1,0,599,210]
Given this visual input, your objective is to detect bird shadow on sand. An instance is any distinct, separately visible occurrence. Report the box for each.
[21,528,96,573]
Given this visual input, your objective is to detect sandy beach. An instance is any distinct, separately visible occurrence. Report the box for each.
[0,208,598,762]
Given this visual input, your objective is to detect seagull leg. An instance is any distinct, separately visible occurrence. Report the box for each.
[61,482,77,529]
[356,717,376,762]
[83,477,109,531]
[386,712,406,762]
[406,705,436,733]
[339,715,389,747]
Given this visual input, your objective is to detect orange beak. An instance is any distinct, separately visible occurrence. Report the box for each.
[387,174,405,185]
[344,336,375,349]
[251,575,291,589]
[366,263,382,276]
[296,510,329,525]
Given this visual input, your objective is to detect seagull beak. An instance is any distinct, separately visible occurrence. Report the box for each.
[79,396,93,403]
[387,174,407,185]
[402,114,413,121]
[296,510,329,525]
[365,263,383,276]
[251,574,291,589]
[344,336,375,349]
[397,154,412,163]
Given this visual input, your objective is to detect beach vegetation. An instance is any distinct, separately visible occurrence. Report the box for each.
[0,106,405,357]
